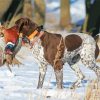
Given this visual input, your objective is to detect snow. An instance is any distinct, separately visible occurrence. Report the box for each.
[0,45,98,100]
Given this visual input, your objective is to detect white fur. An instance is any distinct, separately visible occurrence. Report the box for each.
[31,33,100,88]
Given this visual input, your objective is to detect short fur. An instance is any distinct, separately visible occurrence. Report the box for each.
[15,18,100,89]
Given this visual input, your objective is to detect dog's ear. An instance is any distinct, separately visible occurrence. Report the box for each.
[15,18,24,32]
[15,18,24,25]
[15,18,29,27]
[15,18,29,32]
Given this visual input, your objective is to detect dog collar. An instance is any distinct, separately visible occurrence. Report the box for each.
[28,29,39,40]
[30,30,45,48]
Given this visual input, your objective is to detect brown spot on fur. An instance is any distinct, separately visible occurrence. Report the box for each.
[65,34,82,51]
[41,32,65,70]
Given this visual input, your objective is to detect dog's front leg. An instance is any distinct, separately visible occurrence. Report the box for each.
[37,63,47,88]
[54,69,63,89]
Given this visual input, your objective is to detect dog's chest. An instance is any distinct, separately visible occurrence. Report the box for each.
[31,40,48,64]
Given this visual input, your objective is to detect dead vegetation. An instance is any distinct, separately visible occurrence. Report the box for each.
[85,80,100,100]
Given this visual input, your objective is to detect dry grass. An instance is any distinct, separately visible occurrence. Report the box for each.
[96,59,100,62]
[85,80,100,100]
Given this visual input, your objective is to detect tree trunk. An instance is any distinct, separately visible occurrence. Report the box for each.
[60,0,72,30]
[81,0,91,33]
[0,0,12,20]
[23,0,33,20]
[33,0,46,25]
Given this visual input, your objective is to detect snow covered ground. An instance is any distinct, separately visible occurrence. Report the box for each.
[0,0,99,100]
[0,46,98,100]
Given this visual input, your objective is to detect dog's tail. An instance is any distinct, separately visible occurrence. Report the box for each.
[94,34,100,43]
[94,34,100,62]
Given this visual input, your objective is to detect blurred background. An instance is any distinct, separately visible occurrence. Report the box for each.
[0,1,100,99]
[0,0,100,36]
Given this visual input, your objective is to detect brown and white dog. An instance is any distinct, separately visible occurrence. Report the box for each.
[15,18,100,89]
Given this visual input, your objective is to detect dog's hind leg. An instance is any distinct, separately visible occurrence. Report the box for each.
[69,63,85,89]
[80,45,100,81]
[91,65,100,80]
[80,42,100,81]
[37,63,47,88]
[54,69,63,89]
[67,54,85,89]
[81,58,100,81]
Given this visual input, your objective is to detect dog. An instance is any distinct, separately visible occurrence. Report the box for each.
[15,18,100,89]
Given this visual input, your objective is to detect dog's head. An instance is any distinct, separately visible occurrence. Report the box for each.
[15,18,38,36]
